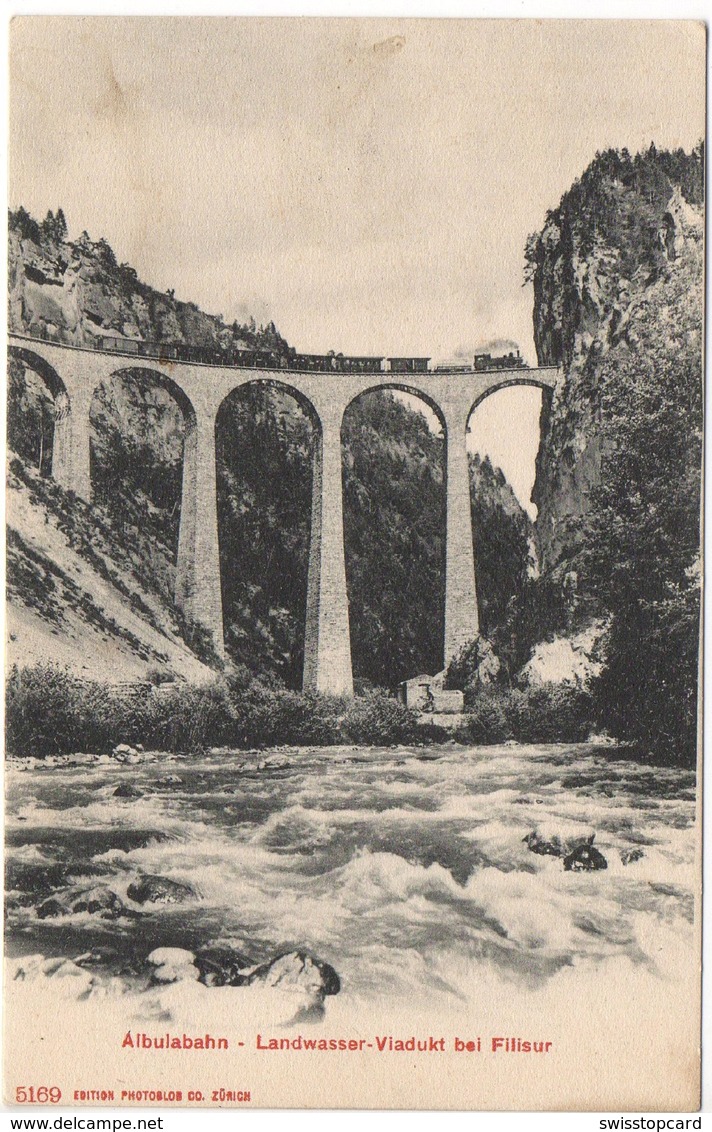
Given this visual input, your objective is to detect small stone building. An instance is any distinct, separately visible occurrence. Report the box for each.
[398,672,464,714]
[398,674,436,711]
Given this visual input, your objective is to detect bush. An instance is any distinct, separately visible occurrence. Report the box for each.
[229,683,341,748]
[508,683,594,743]
[7,664,117,756]
[463,689,512,743]
[340,689,420,745]
[143,679,235,753]
[6,664,592,758]
[462,682,594,745]
[146,665,174,686]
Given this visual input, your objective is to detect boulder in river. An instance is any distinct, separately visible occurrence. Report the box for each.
[247,951,340,999]
[620,847,645,866]
[195,947,251,987]
[37,885,126,920]
[113,783,143,798]
[127,875,197,905]
[563,844,608,871]
[147,947,200,985]
[523,824,596,858]
[72,886,125,919]
[36,895,72,919]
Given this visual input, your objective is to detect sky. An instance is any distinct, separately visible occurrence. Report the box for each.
[8,17,705,513]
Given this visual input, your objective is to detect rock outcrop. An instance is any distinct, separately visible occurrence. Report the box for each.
[8,212,289,356]
[526,145,704,575]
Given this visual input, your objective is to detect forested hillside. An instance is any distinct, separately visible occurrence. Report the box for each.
[525,143,703,762]
[8,209,532,688]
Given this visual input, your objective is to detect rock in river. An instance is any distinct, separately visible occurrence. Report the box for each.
[72,886,125,919]
[247,951,340,999]
[37,886,125,919]
[523,823,596,858]
[195,947,251,987]
[36,895,72,919]
[127,875,197,905]
[147,947,200,985]
[113,782,143,798]
[563,844,608,872]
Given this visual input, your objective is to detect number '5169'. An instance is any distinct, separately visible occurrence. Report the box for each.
[15,1086,62,1103]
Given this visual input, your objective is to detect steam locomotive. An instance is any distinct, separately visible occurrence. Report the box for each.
[473,350,527,373]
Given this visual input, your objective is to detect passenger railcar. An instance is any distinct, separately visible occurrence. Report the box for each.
[386,358,431,374]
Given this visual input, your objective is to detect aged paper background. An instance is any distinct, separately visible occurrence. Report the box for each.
[4,16,705,1112]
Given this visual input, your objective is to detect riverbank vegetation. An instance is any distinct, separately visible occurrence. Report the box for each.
[6,662,599,758]
[5,663,433,756]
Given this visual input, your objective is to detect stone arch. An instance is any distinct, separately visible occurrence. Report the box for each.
[214,378,323,686]
[88,365,199,623]
[340,383,447,687]
[215,376,322,434]
[8,346,67,402]
[465,378,553,640]
[93,364,198,426]
[466,376,554,523]
[7,346,72,484]
[468,375,555,415]
[343,382,446,433]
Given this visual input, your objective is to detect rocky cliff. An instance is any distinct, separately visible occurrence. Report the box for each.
[522,144,703,760]
[8,208,288,355]
[527,144,704,575]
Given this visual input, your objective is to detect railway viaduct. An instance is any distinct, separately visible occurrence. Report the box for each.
[8,333,561,695]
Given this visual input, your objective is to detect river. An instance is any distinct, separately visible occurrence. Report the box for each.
[5,740,697,1009]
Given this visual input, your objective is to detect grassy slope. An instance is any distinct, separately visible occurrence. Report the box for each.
[6,457,213,684]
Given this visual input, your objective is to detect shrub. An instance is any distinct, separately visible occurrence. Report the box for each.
[6,664,592,758]
[461,681,594,745]
[146,665,174,686]
[507,683,594,743]
[6,664,116,756]
[463,688,512,743]
[340,689,420,745]
[142,679,235,753]
[228,683,341,748]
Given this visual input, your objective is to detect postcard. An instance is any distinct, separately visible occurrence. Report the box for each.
[4,16,705,1112]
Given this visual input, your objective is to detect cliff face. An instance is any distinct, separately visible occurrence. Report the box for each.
[8,209,287,354]
[528,145,704,574]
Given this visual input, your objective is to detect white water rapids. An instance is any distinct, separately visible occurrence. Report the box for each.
[5,741,696,1013]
